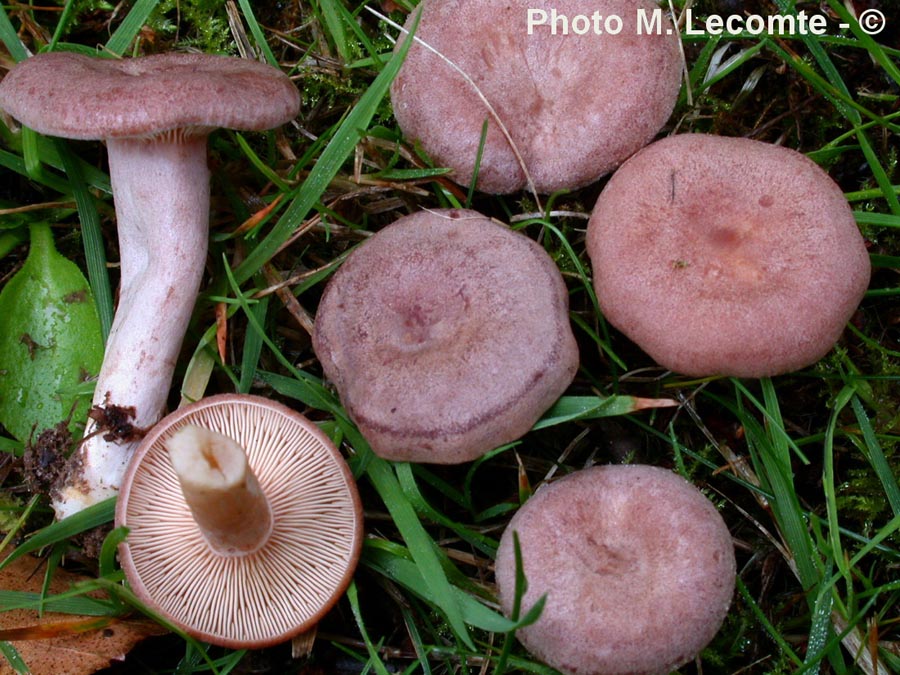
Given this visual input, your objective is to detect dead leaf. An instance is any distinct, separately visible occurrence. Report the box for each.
[215,301,228,363]
[0,548,166,675]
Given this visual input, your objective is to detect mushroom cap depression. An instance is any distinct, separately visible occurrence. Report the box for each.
[312,209,579,463]
[0,51,299,139]
[495,464,736,675]
[390,0,683,194]
[586,134,871,377]
[116,394,363,649]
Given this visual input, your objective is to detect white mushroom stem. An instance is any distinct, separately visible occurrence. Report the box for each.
[166,424,273,555]
[53,135,210,520]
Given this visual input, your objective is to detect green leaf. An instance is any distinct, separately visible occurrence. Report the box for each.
[0,223,103,441]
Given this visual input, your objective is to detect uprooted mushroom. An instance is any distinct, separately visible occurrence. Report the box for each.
[0,52,300,518]
[116,394,363,648]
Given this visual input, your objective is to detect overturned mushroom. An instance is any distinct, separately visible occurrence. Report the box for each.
[587,134,871,377]
[495,464,736,675]
[390,0,683,194]
[0,52,300,517]
[116,394,363,648]
[313,208,579,463]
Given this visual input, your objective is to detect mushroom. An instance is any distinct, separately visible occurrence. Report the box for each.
[115,393,363,648]
[312,208,579,463]
[586,133,871,377]
[0,52,300,518]
[390,0,682,194]
[495,464,736,675]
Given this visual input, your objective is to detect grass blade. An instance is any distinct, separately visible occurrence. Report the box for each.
[104,0,161,56]
[0,590,117,616]
[235,0,278,67]
[364,541,537,634]
[314,0,352,65]
[364,457,475,649]
[0,498,116,570]
[850,395,900,517]
[533,395,676,430]
[0,6,29,62]
[733,380,820,590]
[345,581,393,675]
[232,14,418,284]
[0,642,28,674]
[237,294,268,394]
[54,139,114,341]
[823,387,853,583]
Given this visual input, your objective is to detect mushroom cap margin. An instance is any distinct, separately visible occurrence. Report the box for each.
[0,52,300,140]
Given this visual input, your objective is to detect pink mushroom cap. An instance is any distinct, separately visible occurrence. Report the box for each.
[312,208,579,463]
[0,51,299,139]
[495,464,736,675]
[390,0,683,194]
[586,134,871,377]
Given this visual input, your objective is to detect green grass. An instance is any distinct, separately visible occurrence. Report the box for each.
[1,0,899,673]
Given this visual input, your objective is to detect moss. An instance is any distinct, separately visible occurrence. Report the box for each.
[147,0,234,54]
[0,490,23,532]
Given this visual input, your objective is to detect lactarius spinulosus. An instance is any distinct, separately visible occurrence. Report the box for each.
[0,52,300,517]
[313,208,579,463]
[116,394,363,648]
[587,134,870,377]
[390,0,682,194]
[495,464,736,675]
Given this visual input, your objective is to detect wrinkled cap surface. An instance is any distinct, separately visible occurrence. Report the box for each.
[0,52,299,139]
[587,134,871,377]
[390,0,682,194]
[495,464,736,675]
[312,208,579,463]
[116,394,363,649]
